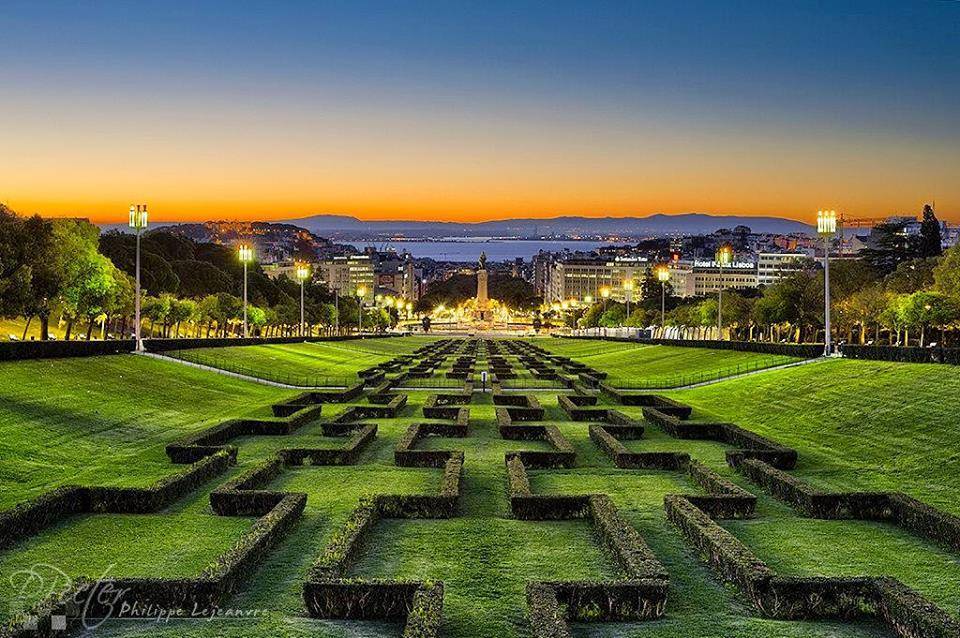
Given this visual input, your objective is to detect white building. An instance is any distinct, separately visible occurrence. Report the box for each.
[756,253,806,286]
[546,256,649,303]
[317,255,375,302]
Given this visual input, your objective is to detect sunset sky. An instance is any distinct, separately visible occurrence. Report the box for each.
[1,1,957,224]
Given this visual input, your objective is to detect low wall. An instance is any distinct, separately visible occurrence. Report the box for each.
[841,344,960,365]
[0,334,399,361]
[561,336,822,358]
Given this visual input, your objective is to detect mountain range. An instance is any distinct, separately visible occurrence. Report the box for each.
[279,213,812,239]
[99,213,813,239]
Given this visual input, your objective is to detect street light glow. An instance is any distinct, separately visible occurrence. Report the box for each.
[715,244,733,266]
[128,204,148,230]
[600,287,611,299]
[817,209,837,235]
[295,262,310,282]
[656,265,670,282]
[238,243,255,263]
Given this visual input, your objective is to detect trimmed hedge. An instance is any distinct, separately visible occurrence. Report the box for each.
[562,335,822,358]
[642,406,797,470]
[395,422,468,468]
[843,344,960,365]
[0,451,233,549]
[0,339,134,361]
[3,491,306,636]
[737,459,960,552]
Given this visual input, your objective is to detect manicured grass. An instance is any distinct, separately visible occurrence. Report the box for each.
[667,358,960,516]
[1,344,957,638]
[0,513,252,621]
[167,337,439,385]
[0,354,291,508]
[353,518,616,638]
[533,339,802,387]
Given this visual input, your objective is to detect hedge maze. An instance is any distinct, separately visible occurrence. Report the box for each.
[2,337,960,637]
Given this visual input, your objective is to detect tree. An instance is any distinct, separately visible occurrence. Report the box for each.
[918,204,943,258]
[933,244,960,300]
[421,315,431,333]
[598,304,626,327]
[859,221,920,275]
[840,285,890,344]
[896,291,959,346]
[885,258,938,294]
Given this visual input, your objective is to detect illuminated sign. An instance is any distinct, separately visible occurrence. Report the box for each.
[693,260,755,269]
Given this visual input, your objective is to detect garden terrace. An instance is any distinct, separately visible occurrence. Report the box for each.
[2,339,960,637]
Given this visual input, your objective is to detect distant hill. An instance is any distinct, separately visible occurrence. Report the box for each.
[280,213,812,239]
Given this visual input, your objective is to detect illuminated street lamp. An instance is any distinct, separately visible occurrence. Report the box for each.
[406,301,413,319]
[584,295,593,304]
[238,244,255,337]
[128,204,148,351]
[817,209,837,355]
[295,262,311,336]
[715,244,733,336]
[656,265,670,328]
[356,286,367,333]
[600,286,611,311]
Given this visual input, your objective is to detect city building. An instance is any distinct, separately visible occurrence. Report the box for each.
[317,255,375,302]
[546,256,649,303]
[668,259,758,298]
[756,253,806,286]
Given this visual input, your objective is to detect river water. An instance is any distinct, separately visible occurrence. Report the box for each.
[345,238,619,262]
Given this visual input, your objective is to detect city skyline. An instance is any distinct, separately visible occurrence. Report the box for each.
[2,1,958,224]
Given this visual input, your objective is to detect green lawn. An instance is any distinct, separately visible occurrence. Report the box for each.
[0,513,253,621]
[533,339,802,387]
[0,343,956,637]
[0,354,291,508]
[167,337,439,385]
[666,358,960,516]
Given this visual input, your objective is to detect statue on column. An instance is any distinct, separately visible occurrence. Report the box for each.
[476,251,490,321]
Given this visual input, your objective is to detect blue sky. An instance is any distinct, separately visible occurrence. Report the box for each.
[1,1,957,222]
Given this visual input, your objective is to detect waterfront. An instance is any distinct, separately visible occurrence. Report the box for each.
[345,238,619,262]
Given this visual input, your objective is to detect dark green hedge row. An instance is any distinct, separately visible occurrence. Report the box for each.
[599,387,692,415]
[737,459,960,551]
[588,424,681,470]
[0,451,233,549]
[492,393,542,409]
[562,336,822,358]
[665,492,959,636]
[211,424,376,515]
[590,494,668,580]
[505,455,589,520]
[334,394,408,422]
[168,403,324,463]
[642,407,797,470]
[843,345,960,365]
[395,422,468,468]
[403,582,445,638]
[4,491,306,637]
[501,424,575,469]
[272,383,366,416]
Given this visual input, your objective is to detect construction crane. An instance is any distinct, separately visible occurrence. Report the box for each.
[835,213,887,256]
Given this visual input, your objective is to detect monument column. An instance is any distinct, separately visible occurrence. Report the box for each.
[476,252,490,321]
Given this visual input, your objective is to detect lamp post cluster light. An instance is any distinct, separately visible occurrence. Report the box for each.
[128,204,148,351]
[295,262,311,336]
[238,243,255,338]
[715,244,733,336]
[817,209,837,356]
[656,264,670,328]
[356,286,367,333]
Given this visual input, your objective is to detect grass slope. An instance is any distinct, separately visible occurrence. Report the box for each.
[667,358,960,516]
[168,337,439,384]
[0,346,956,637]
[0,354,290,508]
[533,339,801,387]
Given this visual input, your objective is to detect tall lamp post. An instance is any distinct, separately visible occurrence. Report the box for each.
[656,265,670,329]
[238,244,254,337]
[817,209,837,356]
[715,244,733,337]
[356,286,367,333]
[600,286,611,311]
[295,262,311,336]
[128,204,148,351]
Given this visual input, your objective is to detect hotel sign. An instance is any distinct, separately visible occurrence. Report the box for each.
[693,260,755,269]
